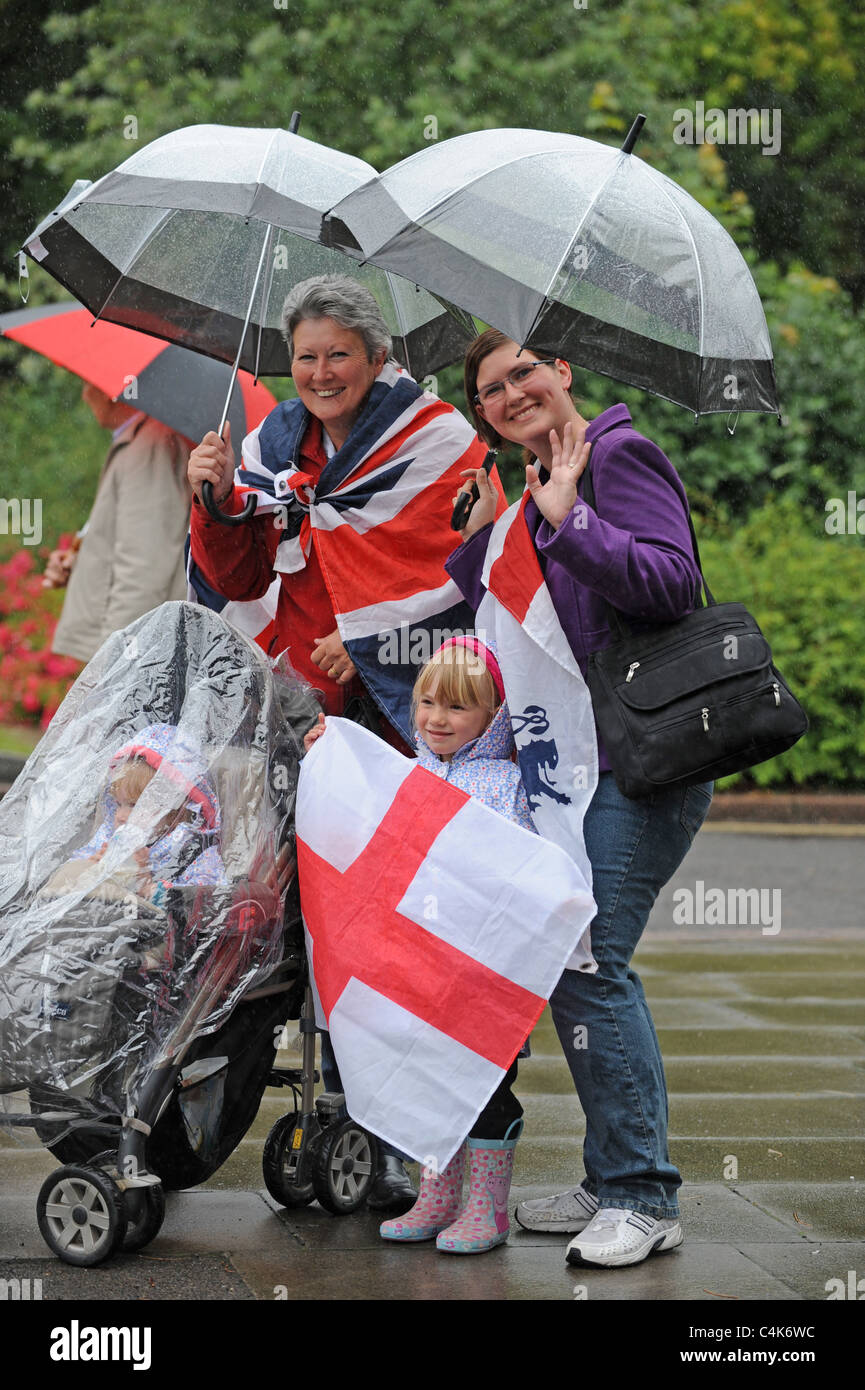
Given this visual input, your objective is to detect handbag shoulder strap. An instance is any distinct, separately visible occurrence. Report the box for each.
[579,444,716,639]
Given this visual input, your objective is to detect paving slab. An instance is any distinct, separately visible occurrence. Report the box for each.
[229,1234,802,1302]
[730,1184,865,1241]
[642,974,865,1002]
[0,1253,255,1300]
[515,1054,865,1095]
[656,1027,865,1057]
[661,1058,864,1094]
[735,1000,865,1026]
[668,1094,865,1138]
[637,947,865,974]
[734,1244,865,1303]
[666,1139,865,1184]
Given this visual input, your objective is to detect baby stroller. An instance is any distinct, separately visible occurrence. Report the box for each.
[0,601,379,1265]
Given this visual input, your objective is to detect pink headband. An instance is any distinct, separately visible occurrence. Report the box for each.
[111,743,217,829]
[435,636,505,702]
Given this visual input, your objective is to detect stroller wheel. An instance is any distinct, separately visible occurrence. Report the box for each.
[262,1113,316,1207]
[37,1165,127,1266]
[312,1119,379,1215]
[121,1183,166,1253]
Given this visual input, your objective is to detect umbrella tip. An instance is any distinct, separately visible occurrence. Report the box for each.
[289,111,301,134]
[621,114,646,155]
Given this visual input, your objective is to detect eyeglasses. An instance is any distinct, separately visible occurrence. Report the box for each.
[473,359,558,405]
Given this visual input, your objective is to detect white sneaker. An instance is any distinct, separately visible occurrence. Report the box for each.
[514,1185,599,1233]
[565,1207,683,1268]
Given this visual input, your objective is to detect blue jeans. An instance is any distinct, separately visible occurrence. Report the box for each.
[548,774,713,1219]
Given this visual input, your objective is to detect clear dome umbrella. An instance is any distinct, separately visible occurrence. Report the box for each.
[20,120,476,520]
[326,117,780,418]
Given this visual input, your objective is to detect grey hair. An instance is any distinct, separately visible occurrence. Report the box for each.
[280,275,393,363]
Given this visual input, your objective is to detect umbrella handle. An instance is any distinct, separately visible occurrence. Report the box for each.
[201,479,257,525]
[450,450,496,532]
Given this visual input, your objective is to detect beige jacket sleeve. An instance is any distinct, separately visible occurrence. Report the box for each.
[52,418,192,663]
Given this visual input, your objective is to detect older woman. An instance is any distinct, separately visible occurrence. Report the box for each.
[447,329,713,1269]
[188,276,490,1212]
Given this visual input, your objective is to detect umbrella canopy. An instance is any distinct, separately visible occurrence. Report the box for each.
[326,126,780,417]
[0,301,277,443]
[21,125,475,381]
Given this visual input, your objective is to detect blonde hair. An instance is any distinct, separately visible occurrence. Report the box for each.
[411,647,500,725]
[110,759,155,804]
[110,757,194,833]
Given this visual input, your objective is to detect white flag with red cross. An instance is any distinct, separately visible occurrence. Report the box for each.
[296,717,595,1168]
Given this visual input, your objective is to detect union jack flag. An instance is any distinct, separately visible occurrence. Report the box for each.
[188,365,500,739]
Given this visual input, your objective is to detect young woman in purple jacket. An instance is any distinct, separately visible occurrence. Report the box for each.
[447,329,714,1269]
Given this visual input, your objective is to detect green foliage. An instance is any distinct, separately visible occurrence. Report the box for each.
[697,498,865,788]
[0,362,106,551]
[562,261,865,518]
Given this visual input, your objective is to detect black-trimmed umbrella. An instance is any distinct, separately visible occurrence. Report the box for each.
[21,124,475,385]
[326,119,780,418]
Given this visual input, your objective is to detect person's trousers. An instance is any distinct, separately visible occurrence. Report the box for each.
[548,774,713,1219]
[469,1059,522,1140]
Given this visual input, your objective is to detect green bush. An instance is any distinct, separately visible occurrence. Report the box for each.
[0,359,106,557]
[696,497,865,788]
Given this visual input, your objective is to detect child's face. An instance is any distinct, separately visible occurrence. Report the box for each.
[415,679,493,761]
[112,790,140,827]
[111,763,184,836]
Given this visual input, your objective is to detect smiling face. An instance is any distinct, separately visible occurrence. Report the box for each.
[474,340,574,453]
[290,317,387,450]
[414,668,495,762]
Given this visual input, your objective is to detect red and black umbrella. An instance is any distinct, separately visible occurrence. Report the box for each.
[0,301,277,443]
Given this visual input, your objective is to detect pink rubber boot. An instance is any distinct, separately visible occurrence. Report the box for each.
[436,1120,522,1254]
[379,1146,466,1242]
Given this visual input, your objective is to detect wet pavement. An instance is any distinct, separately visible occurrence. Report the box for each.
[1,827,863,1304]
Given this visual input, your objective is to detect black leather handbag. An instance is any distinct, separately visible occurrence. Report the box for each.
[581,463,809,800]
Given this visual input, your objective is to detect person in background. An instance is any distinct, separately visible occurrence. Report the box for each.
[44,384,191,663]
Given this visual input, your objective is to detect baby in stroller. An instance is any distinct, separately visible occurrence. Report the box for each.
[69,722,227,907]
[0,601,318,1264]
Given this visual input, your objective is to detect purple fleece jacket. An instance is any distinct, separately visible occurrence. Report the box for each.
[445,405,701,774]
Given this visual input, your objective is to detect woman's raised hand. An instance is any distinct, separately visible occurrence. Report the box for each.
[455,467,500,541]
[525,420,591,530]
[188,421,235,504]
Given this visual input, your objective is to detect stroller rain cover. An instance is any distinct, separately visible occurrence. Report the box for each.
[0,601,305,1142]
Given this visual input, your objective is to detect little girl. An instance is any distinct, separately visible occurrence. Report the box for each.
[304,636,535,1255]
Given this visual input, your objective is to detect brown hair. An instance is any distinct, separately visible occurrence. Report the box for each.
[411,647,500,726]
